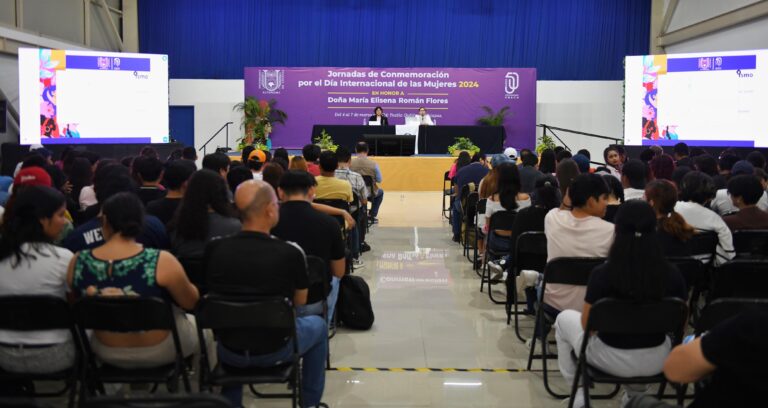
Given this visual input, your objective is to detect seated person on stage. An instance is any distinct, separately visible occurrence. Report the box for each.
[302,144,322,177]
[555,200,687,408]
[543,173,614,314]
[133,156,167,206]
[204,180,327,408]
[723,174,768,231]
[272,171,346,323]
[351,142,384,223]
[710,160,768,215]
[451,152,489,242]
[0,187,76,374]
[621,159,648,201]
[416,106,434,126]
[62,164,170,252]
[170,169,241,260]
[663,309,768,408]
[674,171,734,266]
[67,192,200,370]
[146,160,196,227]
[368,106,389,126]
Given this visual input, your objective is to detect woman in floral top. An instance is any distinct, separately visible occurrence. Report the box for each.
[67,192,200,369]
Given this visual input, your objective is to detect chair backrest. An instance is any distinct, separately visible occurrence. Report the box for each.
[732,229,768,259]
[306,254,331,297]
[696,297,768,335]
[194,295,295,353]
[542,257,606,286]
[688,230,718,261]
[362,175,375,199]
[585,297,687,339]
[514,231,548,272]
[0,296,73,331]
[488,210,516,233]
[313,198,349,228]
[463,192,479,223]
[178,256,206,293]
[73,296,175,332]
[710,259,768,300]
[443,171,450,182]
[666,256,705,290]
[82,394,231,408]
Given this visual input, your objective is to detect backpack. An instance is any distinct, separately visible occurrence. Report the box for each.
[337,275,374,330]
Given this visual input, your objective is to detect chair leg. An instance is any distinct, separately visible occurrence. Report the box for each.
[568,359,583,408]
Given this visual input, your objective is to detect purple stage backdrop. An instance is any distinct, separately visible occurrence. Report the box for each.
[244,67,536,151]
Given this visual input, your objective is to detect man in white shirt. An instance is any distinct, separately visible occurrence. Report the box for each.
[544,174,614,312]
[710,160,768,215]
[675,171,734,266]
[621,159,647,201]
[416,107,434,126]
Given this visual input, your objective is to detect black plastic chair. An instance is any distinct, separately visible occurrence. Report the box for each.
[666,257,706,325]
[568,298,688,408]
[442,171,453,219]
[73,296,191,399]
[0,296,80,408]
[314,198,351,243]
[480,210,517,304]
[709,259,768,301]
[305,255,335,368]
[471,198,487,271]
[82,393,231,408]
[507,231,547,342]
[461,191,479,257]
[687,230,719,266]
[526,257,606,399]
[732,229,768,259]
[178,256,206,295]
[194,295,301,407]
[696,297,768,336]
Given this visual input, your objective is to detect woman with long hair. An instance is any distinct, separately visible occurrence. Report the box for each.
[484,163,530,255]
[170,169,241,259]
[448,151,472,180]
[69,157,93,211]
[554,200,687,407]
[67,192,200,369]
[289,156,308,172]
[0,187,75,373]
[645,179,695,257]
[538,149,556,174]
[649,154,676,181]
[555,159,580,208]
[602,174,624,222]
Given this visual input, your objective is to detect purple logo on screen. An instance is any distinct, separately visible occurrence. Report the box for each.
[259,70,284,93]
[113,57,121,69]
[97,57,110,70]
[698,57,713,71]
[504,72,519,99]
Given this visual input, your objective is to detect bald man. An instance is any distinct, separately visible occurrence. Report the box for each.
[204,180,328,408]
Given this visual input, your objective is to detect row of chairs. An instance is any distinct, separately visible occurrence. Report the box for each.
[0,291,330,407]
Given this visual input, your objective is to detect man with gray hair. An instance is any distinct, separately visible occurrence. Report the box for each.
[204,180,328,408]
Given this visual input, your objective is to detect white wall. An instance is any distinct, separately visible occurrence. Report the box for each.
[169,79,244,154]
[663,0,768,53]
[536,81,624,162]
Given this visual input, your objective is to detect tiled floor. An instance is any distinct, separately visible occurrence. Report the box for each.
[246,192,620,407]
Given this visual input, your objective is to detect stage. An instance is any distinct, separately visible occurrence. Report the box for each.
[375,156,455,191]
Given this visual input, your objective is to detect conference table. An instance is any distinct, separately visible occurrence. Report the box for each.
[310,125,505,155]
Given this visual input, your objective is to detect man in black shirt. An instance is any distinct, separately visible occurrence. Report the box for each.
[272,170,346,322]
[133,156,167,205]
[147,160,196,226]
[203,180,326,408]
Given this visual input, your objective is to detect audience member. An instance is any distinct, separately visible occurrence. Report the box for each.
[204,180,327,408]
[132,156,167,205]
[240,146,255,165]
[202,152,231,179]
[147,160,196,226]
[603,146,622,179]
[181,146,198,163]
[351,142,384,222]
[639,148,655,164]
[451,152,489,242]
[0,187,75,374]
[645,179,694,257]
[671,166,692,190]
[139,146,159,159]
[544,174,614,313]
[555,149,573,164]
[503,147,518,162]
[70,157,95,211]
[272,157,289,171]
[649,154,675,181]
[448,151,472,180]
[663,309,768,408]
[67,192,199,369]
[710,160,768,214]
[555,200,686,408]
[227,166,254,196]
[555,159,580,207]
[674,171,734,266]
[273,147,289,163]
[673,142,691,168]
[335,147,369,251]
[171,169,241,259]
[538,148,556,174]
[717,153,740,180]
[484,163,530,264]
[602,174,624,222]
[62,164,169,252]
[649,145,663,157]
[571,154,591,174]
[621,159,648,201]
[693,154,722,188]
[576,149,591,160]
[302,144,322,176]
[746,150,766,170]
[315,151,353,203]
[262,162,285,192]
[290,156,309,171]
[722,175,768,231]
[247,150,267,180]
[272,171,346,322]
[166,149,183,163]
[519,151,543,193]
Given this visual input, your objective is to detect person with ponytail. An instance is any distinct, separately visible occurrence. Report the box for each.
[554,200,687,408]
[645,179,695,257]
[67,192,200,369]
[0,186,75,374]
[484,163,530,252]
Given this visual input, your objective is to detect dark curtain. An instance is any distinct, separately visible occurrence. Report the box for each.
[138,0,650,80]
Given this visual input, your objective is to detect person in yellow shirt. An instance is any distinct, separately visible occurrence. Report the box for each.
[315,151,352,203]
